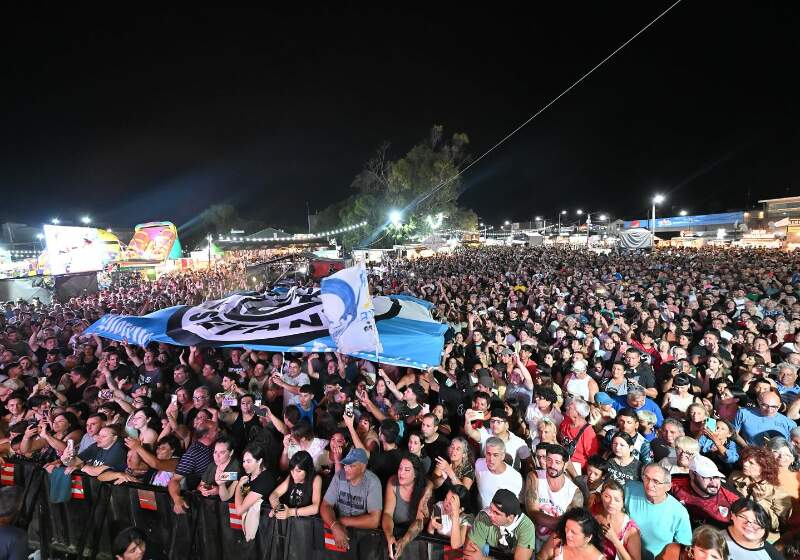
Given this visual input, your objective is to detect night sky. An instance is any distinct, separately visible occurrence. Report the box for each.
[1,3,797,234]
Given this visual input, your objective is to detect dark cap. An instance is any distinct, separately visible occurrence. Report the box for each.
[491,489,521,516]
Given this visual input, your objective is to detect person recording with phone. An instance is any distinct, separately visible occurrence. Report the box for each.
[198,436,240,499]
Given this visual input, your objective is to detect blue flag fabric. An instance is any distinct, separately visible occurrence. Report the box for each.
[84,291,446,369]
[320,261,381,355]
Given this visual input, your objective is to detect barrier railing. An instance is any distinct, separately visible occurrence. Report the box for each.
[2,458,514,559]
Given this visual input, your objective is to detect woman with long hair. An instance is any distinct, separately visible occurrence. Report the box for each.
[382,453,433,559]
[538,507,606,560]
[657,525,729,560]
[685,404,712,441]
[730,446,792,541]
[234,443,278,541]
[590,480,641,560]
[22,411,83,463]
[767,436,800,534]
[432,437,475,497]
[407,431,431,475]
[268,450,322,518]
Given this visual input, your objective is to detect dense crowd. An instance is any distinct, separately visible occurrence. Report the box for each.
[2,246,800,560]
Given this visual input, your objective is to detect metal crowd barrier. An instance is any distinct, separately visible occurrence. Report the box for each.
[1,458,513,559]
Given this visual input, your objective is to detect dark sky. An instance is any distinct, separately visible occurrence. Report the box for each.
[1,3,798,234]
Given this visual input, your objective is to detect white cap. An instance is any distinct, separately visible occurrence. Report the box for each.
[690,455,724,478]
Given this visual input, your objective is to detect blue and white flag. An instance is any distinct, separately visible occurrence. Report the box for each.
[320,261,381,356]
[85,290,445,369]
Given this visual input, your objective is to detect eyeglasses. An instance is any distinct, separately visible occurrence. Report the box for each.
[192,396,205,401]
[676,449,696,458]
[641,474,668,486]
[759,402,780,410]
[734,513,763,528]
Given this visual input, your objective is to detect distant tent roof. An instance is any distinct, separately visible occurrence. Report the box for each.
[245,227,287,239]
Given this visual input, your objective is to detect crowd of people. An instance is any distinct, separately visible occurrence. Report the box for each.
[2,245,800,560]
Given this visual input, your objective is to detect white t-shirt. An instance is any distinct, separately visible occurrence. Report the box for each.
[283,372,311,409]
[474,458,523,510]
[525,405,564,442]
[477,429,531,468]
[287,437,328,472]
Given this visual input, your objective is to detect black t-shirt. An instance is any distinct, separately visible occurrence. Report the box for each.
[246,469,277,499]
[625,364,656,390]
[78,439,127,472]
[65,380,88,405]
[368,447,403,488]
[281,478,314,508]
[423,434,451,471]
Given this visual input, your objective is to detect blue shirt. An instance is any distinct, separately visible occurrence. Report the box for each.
[612,396,664,427]
[698,435,739,464]
[624,481,692,560]
[732,407,797,445]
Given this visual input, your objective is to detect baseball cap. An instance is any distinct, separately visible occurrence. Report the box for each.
[500,348,514,357]
[341,448,368,466]
[476,369,494,389]
[491,489,521,516]
[690,455,724,479]
[594,392,614,406]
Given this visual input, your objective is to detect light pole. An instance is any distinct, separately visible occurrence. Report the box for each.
[651,194,665,243]
[557,210,566,235]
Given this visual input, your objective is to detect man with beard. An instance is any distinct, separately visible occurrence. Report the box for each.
[523,444,584,550]
[669,455,742,529]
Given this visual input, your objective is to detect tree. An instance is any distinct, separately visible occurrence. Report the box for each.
[335,125,478,248]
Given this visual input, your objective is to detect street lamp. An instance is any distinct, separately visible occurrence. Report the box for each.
[651,194,665,242]
[576,209,583,215]
[81,216,91,225]
[558,210,567,235]
[504,220,510,226]
[679,209,688,216]
[51,218,60,225]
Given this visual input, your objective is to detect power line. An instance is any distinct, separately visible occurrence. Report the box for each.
[411,0,684,210]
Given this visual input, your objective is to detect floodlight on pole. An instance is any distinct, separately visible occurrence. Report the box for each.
[504,220,510,226]
[51,218,60,225]
[651,194,665,243]
[558,210,567,235]
[389,210,402,227]
[679,210,688,216]
[576,209,583,215]
[81,216,91,224]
